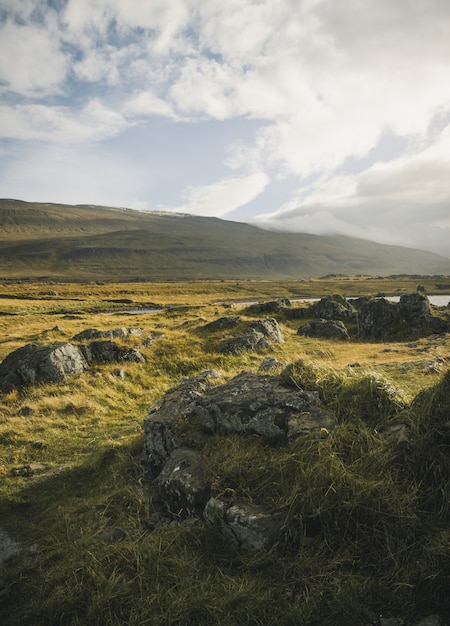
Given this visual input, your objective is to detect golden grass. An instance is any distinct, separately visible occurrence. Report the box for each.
[0,279,448,625]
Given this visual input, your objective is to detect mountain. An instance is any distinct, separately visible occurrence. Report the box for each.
[0,199,449,280]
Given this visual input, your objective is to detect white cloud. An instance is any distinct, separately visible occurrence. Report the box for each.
[164,172,269,217]
[0,100,128,142]
[123,92,179,120]
[254,122,450,256]
[0,19,68,95]
[1,0,450,256]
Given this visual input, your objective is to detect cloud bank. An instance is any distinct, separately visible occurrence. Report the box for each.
[0,0,449,256]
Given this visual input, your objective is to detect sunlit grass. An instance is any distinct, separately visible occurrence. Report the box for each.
[0,280,449,625]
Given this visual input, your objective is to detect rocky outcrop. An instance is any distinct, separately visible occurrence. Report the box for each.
[288,294,356,321]
[0,342,88,392]
[204,497,283,551]
[0,336,146,392]
[298,318,350,340]
[202,316,241,331]
[245,299,291,314]
[356,297,400,340]
[143,370,336,548]
[249,318,285,343]
[72,327,142,340]
[219,317,284,354]
[143,370,223,474]
[357,293,450,340]
[156,448,209,519]
[193,371,334,442]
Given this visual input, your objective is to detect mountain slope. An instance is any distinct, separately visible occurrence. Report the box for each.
[1,199,449,280]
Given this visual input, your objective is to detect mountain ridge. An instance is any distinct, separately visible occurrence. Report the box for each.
[1,199,449,280]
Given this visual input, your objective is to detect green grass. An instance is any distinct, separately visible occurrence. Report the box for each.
[0,280,449,625]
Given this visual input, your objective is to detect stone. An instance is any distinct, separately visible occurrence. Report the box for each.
[143,370,223,473]
[202,316,241,331]
[73,327,138,340]
[258,356,286,372]
[204,497,282,551]
[18,406,34,417]
[142,369,337,548]
[297,318,350,340]
[357,297,401,340]
[0,528,21,567]
[245,299,291,314]
[357,294,450,340]
[0,342,88,392]
[157,448,209,518]
[122,348,146,363]
[220,329,270,354]
[219,317,284,354]
[81,340,123,363]
[249,317,284,343]
[193,371,335,443]
[311,294,356,321]
[287,295,356,321]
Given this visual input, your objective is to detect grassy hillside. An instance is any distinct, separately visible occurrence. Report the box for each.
[1,199,449,280]
[0,280,449,625]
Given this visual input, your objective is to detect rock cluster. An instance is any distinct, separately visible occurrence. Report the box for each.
[0,327,146,392]
[244,298,291,314]
[357,292,450,340]
[143,369,335,550]
[298,318,350,340]
[289,294,357,321]
[292,292,449,341]
[219,317,284,354]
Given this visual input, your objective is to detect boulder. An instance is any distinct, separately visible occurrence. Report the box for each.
[143,370,336,548]
[157,448,209,518]
[258,356,286,372]
[202,316,241,331]
[192,371,335,443]
[72,327,142,341]
[298,319,350,340]
[81,340,123,363]
[312,294,356,321]
[357,297,400,340]
[249,317,284,343]
[358,294,450,340]
[287,295,356,321]
[0,342,88,392]
[220,317,284,354]
[121,348,146,363]
[245,299,291,314]
[143,370,223,473]
[204,497,282,551]
[220,329,271,354]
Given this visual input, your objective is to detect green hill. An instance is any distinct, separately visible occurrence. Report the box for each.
[1,199,449,280]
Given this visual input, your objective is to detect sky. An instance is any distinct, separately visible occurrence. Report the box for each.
[0,0,449,257]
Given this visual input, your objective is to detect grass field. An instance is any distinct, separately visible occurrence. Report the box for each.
[0,278,449,625]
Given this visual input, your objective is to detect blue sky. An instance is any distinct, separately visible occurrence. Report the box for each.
[1,0,449,256]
